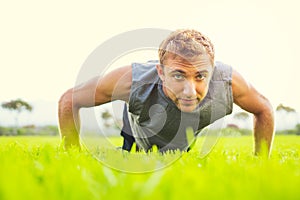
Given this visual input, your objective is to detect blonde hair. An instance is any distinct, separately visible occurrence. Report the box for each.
[158,29,215,65]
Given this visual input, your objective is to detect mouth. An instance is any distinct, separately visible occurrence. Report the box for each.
[178,98,198,105]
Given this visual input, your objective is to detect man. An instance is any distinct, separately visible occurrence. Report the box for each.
[58,29,274,156]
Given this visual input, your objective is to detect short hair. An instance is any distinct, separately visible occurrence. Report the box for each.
[158,29,215,66]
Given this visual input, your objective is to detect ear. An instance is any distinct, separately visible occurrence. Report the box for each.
[156,64,165,81]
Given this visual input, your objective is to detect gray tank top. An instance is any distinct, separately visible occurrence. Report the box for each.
[128,60,233,151]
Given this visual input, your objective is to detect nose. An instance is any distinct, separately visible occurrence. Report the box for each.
[183,80,197,98]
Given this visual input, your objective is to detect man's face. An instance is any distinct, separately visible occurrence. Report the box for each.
[156,55,213,112]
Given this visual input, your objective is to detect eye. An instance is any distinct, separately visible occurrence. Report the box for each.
[196,74,206,81]
[174,74,184,80]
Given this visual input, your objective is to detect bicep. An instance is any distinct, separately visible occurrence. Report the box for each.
[72,65,132,108]
[232,69,271,115]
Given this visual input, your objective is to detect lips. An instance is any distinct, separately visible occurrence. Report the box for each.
[178,98,198,105]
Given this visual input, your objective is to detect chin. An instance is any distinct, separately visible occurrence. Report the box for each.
[178,105,197,113]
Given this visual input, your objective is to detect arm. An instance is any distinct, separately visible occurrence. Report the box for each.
[58,65,132,149]
[232,69,274,157]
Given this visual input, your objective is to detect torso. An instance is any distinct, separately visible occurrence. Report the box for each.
[128,60,233,151]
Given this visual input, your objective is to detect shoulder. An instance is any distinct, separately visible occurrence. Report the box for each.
[231,68,251,101]
[131,60,159,74]
[231,68,272,114]
[97,65,133,102]
[131,60,160,84]
[212,61,233,81]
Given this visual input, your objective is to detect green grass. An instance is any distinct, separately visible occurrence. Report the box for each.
[0,135,299,200]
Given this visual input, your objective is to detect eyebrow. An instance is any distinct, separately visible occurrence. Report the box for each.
[170,69,185,74]
[170,69,209,74]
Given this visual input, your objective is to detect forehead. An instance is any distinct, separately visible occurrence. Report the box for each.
[163,55,213,73]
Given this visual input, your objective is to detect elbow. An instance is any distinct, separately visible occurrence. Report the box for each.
[263,97,274,117]
[255,97,274,120]
[58,89,76,112]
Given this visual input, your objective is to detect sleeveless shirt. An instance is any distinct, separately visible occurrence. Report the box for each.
[127,60,233,152]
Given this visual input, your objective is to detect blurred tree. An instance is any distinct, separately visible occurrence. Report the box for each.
[1,98,33,127]
[101,109,112,128]
[295,124,300,135]
[234,111,250,120]
[276,103,298,130]
[276,104,296,113]
[233,111,250,129]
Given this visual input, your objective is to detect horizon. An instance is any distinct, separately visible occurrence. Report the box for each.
[0,100,299,132]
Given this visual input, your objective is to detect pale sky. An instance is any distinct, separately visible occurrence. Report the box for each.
[1,0,300,113]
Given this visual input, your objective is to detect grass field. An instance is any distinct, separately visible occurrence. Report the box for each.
[0,135,299,200]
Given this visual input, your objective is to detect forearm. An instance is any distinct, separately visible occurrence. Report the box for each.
[58,91,81,149]
[253,108,274,157]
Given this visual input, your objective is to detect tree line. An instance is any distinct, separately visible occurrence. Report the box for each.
[1,99,299,136]
[0,98,58,136]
